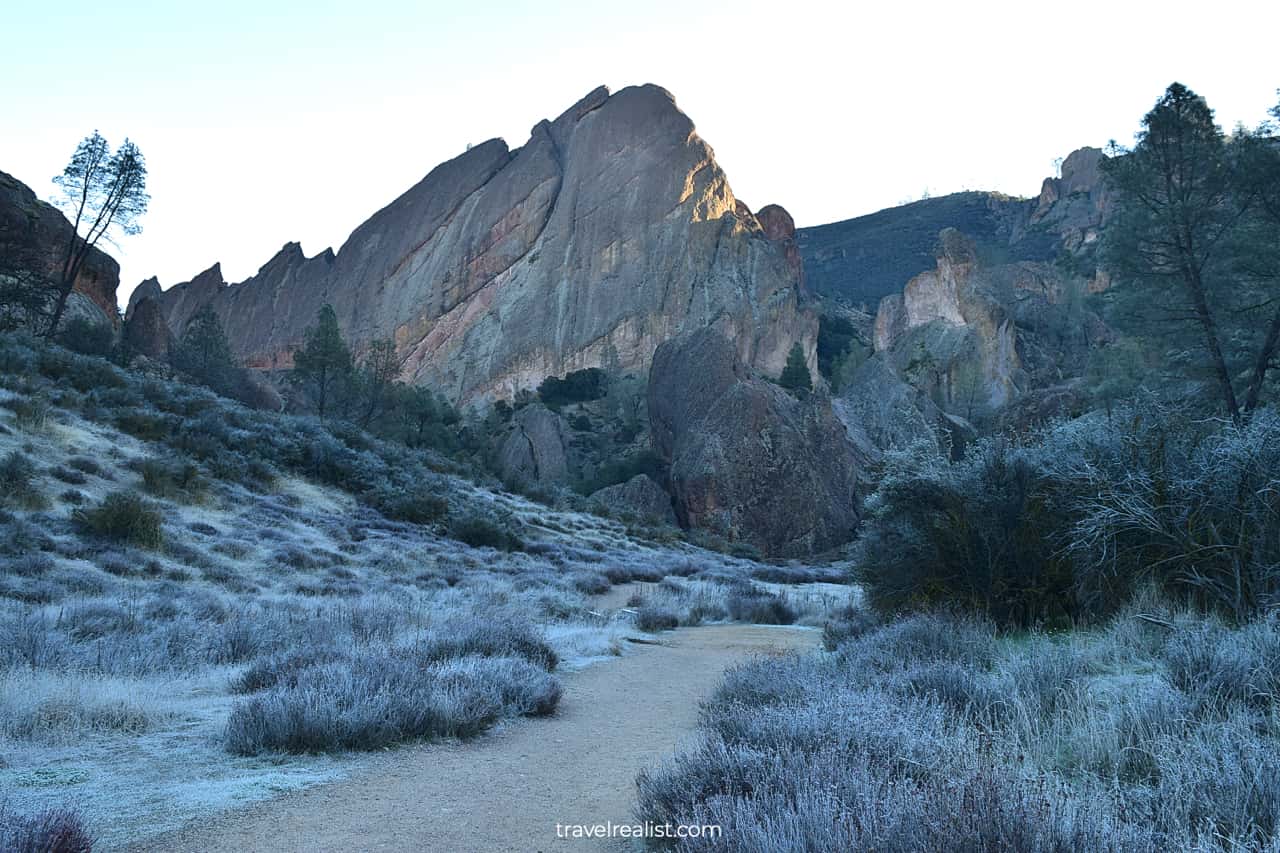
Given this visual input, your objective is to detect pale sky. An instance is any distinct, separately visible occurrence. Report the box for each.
[2,0,1276,308]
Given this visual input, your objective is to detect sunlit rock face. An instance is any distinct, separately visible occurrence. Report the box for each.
[147,84,814,405]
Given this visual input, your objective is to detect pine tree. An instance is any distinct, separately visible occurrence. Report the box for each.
[290,304,352,419]
[172,305,241,396]
[779,343,813,393]
[1102,83,1251,421]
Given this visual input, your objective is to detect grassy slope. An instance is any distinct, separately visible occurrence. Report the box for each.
[0,334,847,848]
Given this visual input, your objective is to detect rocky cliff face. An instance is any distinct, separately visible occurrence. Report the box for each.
[649,327,863,557]
[147,85,814,405]
[874,229,1022,410]
[0,170,120,326]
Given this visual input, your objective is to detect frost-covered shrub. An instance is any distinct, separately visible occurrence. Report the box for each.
[139,455,206,502]
[0,450,46,509]
[224,651,560,754]
[449,514,523,552]
[1161,616,1280,713]
[725,586,796,625]
[0,802,93,853]
[74,490,164,549]
[861,403,1280,625]
[414,617,559,671]
[1062,407,1280,620]
[635,605,680,632]
[821,604,879,651]
[640,609,1280,851]
[858,436,1077,628]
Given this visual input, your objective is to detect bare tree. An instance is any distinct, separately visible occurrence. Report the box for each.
[46,131,149,335]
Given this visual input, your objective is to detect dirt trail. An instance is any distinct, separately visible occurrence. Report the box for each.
[132,624,818,853]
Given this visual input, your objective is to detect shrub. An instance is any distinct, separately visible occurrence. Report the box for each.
[858,436,1077,628]
[139,455,206,502]
[368,483,448,524]
[9,395,50,431]
[74,490,164,549]
[415,618,559,671]
[233,644,347,693]
[0,803,93,853]
[635,605,680,632]
[56,317,115,359]
[536,368,607,407]
[1161,617,1280,714]
[224,651,560,754]
[725,586,796,625]
[822,605,879,650]
[0,451,47,510]
[571,571,612,595]
[449,514,523,551]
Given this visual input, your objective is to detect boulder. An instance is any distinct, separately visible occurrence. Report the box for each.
[649,327,862,557]
[497,405,570,487]
[589,474,676,525]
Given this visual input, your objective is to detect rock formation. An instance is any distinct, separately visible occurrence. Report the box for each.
[0,170,120,327]
[121,292,173,360]
[649,327,862,557]
[589,475,677,525]
[496,404,571,487]
[147,85,814,406]
[874,228,1022,410]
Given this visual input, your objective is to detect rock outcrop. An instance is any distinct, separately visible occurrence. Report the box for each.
[648,327,862,557]
[0,170,120,327]
[496,405,571,487]
[849,222,1113,436]
[121,293,173,360]
[589,475,677,525]
[148,85,814,404]
[874,229,1021,409]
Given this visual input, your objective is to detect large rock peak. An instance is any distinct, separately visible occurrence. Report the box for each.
[149,84,813,403]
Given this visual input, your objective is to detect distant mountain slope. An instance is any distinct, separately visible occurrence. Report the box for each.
[796,148,1108,309]
[797,192,1040,308]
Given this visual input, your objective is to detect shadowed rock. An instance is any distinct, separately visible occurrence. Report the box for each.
[497,405,570,487]
[0,170,119,327]
[649,327,862,557]
[589,475,677,525]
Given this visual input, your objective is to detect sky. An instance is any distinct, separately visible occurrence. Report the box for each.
[2,0,1277,309]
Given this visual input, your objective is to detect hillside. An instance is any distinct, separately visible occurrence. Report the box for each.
[797,147,1109,310]
[0,333,846,847]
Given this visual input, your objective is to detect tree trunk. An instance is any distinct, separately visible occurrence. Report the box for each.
[1243,302,1280,414]
[1185,265,1242,423]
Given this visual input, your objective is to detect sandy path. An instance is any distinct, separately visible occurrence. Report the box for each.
[131,624,818,853]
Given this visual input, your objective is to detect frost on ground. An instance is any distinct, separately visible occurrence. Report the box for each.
[0,336,852,849]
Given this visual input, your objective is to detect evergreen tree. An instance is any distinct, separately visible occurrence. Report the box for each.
[172,305,242,396]
[290,304,352,419]
[1231,92,1280,413]
[1101,82,1262,422]
[357,338,400,427]
[779,343,813,392]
